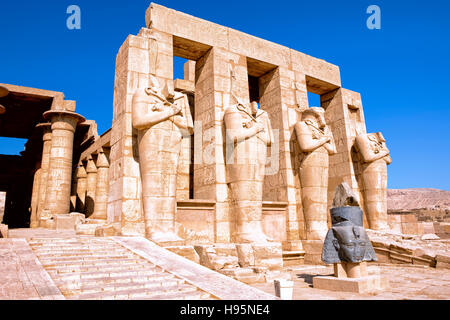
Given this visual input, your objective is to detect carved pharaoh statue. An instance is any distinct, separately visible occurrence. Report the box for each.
[295,107,337,240]
[132,76,193,244]
[322,182,377,264]
[355,132,391,230]
[224,99,274,243]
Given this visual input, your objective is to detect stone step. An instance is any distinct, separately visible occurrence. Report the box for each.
[137,291,212,300]
[46,262,154,274]
[30,244,120,250]
[38,255,140,264]
[66,283,202,300]
[53,272,176,288]
[41,258,144,268]
[48,267,166,281]
[60,277,186,296]
[34,250,136,258]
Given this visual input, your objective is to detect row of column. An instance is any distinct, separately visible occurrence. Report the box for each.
[29,110,85,227]
[74,150,110,220]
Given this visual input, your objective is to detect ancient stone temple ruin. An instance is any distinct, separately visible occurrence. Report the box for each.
[0,3,394,274]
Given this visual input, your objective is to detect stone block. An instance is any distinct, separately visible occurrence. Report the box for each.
[75,223,98,235]
[252,243,283,270]
[220,267,265,284]
[54,215,76,230]
[69,212,85,225]
[165,245,200,264]
[302,240,325,265]
[373,247,390,263]
[236,244,255,267]
[95,224,120,237]
[0,224,8,238]
[436,255,450,270]
[313,275,389,293]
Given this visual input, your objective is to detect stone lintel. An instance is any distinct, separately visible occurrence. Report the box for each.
[145,3,341,88]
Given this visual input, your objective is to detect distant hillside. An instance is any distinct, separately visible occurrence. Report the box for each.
[388,188,450,211]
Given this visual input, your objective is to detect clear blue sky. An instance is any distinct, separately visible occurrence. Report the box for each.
[1,0,449,190]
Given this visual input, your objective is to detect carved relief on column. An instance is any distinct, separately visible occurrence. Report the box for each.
[295,107,337,240]
[29,163,41,228]
[92,150,109,220]
[75,161,87,213]
[85,156,98,218]
[35,123,52,225]
[42,110,85,216]
[355,132,391,230]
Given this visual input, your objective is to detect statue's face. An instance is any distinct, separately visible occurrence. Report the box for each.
[334,226,369,262]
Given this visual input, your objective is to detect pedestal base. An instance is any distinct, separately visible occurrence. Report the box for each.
[313,275,389,293]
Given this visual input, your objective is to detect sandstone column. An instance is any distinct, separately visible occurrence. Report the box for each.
[85,156,98,218]
[35,123,52,225]
[29,164,41,228]
[92,150,109,219]
[75,161,87,213]
[42,110,85,216]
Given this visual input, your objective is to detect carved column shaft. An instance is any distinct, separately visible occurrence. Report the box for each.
[36,123,52,224]
[43,111,84,216]
[29,164,41,228]
[75,162,87,213]
[85,156,97,217]
[92,151,109,220]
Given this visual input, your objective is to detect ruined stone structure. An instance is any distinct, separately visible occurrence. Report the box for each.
[0,3,392,265]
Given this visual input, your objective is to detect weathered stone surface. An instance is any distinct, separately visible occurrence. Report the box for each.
[421,233,440,240]
[332,182,360,208]
[165,245,200,264]
[54,215,76,230]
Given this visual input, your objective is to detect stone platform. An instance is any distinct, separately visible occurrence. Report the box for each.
[313,274,389,293]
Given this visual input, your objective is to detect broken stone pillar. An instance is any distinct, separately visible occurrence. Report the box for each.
[36,123,52,225]
[92,150,109,220]
[85,156,98,218]
[42,110,85,216]
[75,161,87,213]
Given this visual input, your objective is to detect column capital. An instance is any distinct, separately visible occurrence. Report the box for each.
[96,151,110,168]
[0,85,8,97]
[76,162,87,179]
[86,157,98,173]
[0,85,8,115]
[43,110,86,133]
[35,122,52,141]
